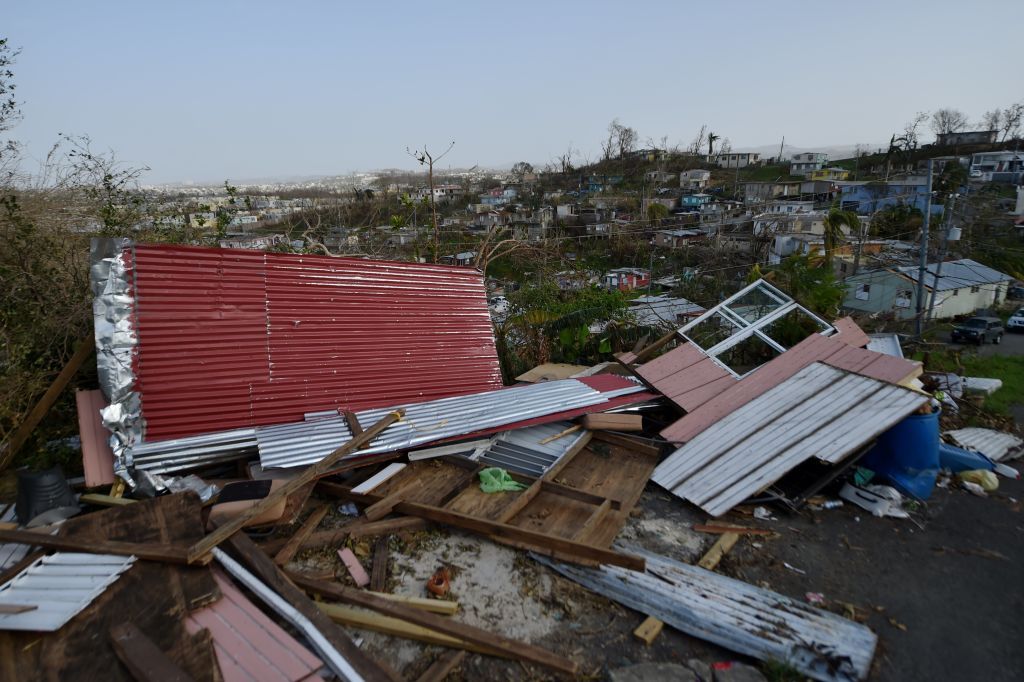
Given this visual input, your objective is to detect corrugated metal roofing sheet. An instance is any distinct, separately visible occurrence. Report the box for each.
[534,546,877,682]
[0,553,136,631]
[653,363,929,516]
[944,427,1023,462]
[476,421,586,477]
[896,258,1012,292]
[0,506,30,571]
[866,333,904,358]
[660,332,922,444]
[127,244,502,441]
[185,570,323,681]
[257,378,643,469]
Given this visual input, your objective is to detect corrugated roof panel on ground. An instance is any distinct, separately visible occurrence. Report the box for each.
[945,427,1023,462]
[653,363,929,516]
[477,421,586,477]
[127,244,502,442]
[257,379,639,469]
[0,553,136,631]
[534,546,877,682]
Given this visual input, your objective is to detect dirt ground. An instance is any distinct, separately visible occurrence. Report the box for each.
[297,467,1024,681]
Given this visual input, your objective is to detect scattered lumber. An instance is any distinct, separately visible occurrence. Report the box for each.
[537,424,582,445]
[273,503,329,566]
[338,548,370,587]
[415,650,467,682]
[697,532,739,571]
[224,529,400,682]
[350,517,430,539]
[187,409,405,563]
[367,592,459,615]
[290,571,578,675]
[317,603,496,656]
[80,494,136,507]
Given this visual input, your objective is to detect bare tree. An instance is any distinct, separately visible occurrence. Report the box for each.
[930,108,969,136]
[688,125,708,157]
[900,112,929,150]
[980,109,1003,132]
[472,224,539,273]
[603,119,638,159]
[407,141,454,263]
[1000,102,1023,142]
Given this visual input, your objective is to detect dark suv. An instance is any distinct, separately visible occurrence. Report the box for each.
[951,316,1004,345]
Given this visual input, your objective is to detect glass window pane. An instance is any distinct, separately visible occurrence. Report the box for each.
[724,285,789,324]
[683,312,741,351]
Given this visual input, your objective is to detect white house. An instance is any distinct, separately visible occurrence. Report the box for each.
[679,169,711,190]
[842,259,1012,320]
[790,152,828,177]
[712,152,761,169]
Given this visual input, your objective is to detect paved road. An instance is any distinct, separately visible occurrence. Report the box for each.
[946,328,1024,358]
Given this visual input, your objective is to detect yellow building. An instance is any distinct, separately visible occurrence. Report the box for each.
[808,167,851,181]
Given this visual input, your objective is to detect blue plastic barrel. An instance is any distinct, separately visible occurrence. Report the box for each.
[860,408,940,499]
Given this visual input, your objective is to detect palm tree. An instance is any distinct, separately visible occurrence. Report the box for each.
[822,209,860,264]
[707,132,720,158]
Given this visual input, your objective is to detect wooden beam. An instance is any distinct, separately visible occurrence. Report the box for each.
[633,329,680,364]
[0,604,37,614]
[291,572,578,675]
[538,430,593,482]
[273,504,329,566]
[370,537,388,592]
[349,517,430,539]
[494,480,544,524]
[573,499,612,543]
[368,591,459,615]
[109,622,196,682]
[188,409,405,562]
[416,650,466,682]
[317,603,496,656]
[0,528,197,565]
[0,336,95,472]
[363,489,408,522]
[224,529,401,682]
[697,532,739,571]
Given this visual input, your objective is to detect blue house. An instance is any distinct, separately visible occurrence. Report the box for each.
[678,193,713,212]
[835,179,942,215]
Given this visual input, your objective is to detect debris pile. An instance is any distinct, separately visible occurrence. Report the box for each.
[1,242,1020,681]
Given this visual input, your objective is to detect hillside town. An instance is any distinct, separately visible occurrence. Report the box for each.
[2,7,1024,682]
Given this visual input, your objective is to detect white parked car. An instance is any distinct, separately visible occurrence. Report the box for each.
[1007,308,1024,332]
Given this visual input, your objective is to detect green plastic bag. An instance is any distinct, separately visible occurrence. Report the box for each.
[478,467,527,493]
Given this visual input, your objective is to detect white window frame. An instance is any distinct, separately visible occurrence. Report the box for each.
[677,279,835,378]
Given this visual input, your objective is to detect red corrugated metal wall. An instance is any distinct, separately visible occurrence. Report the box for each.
[129,244,503,441]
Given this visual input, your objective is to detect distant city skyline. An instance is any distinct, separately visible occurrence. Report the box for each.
[6,0,1020,184]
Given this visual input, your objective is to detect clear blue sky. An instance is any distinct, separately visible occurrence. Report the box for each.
[6,0,1022,184]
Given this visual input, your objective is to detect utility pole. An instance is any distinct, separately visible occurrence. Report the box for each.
[914,160,934,338]
[925,193,958,325]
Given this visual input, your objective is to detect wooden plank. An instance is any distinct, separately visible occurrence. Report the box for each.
[0,528,197,565]
[693,524,773,536]
[0,336,95,472]
[697,532,739,571]
[317,603,497,656]
[573,499,612,542]
[273,504,329,566]
[633,616,664,645]
[416,650,466,682]
[493,479,544,524]
[364,489,408,522]
[224,529,401,682]
[370,537,388,592]
[537,430,593,483]
[537,424,582,445]
[291,572,578,675]
[350,517,430,539]
[368,592,459,615]
[188,409,405,562]
[343,410,364,438]
[632,329,681,364]
[580,413,643,431]
[109,622,196,682]
[338,548,370,587]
